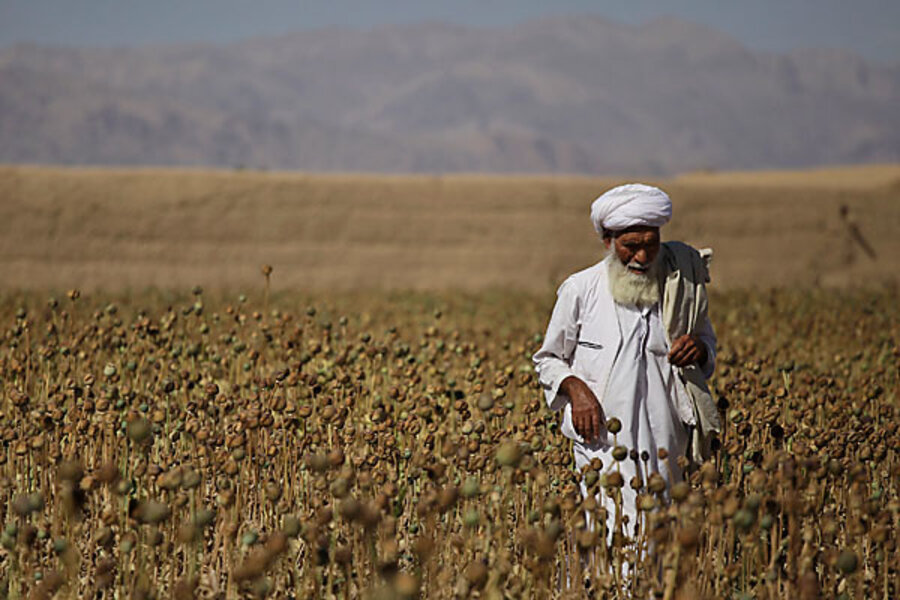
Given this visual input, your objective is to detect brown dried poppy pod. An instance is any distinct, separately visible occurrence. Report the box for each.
[133,500,171,525]
[412,535,436,560]
[576,529,598,550]
[670,481,690,503]
[192,508,215,529]
[495,441,522,467]
[233,553,268,583]
[58,460,84,483]
[158,467,182,491]
[173,577,199,600]
[307,454,330,473]
[126,418,152,444]
[605,471,624,489]
[181,469,201,490]
[333,545,352,565]
[836,549,859,575]
[798,571,820,600]
[10,389,29,408]
[647,473,667,494]
[464,560,489,589]
[700,462,718,485]
[95,462,121,485]
[338,497,362,521]
[677,523,700,549]
[638,495,657,511]
[28,571,64,599]
[96,526,115,548]
[327,447,345,468]
[261,264,273,277]
[329,477,351,499]
[148,529,164,547]
[733,509,756,533]
[264,481,283,503]
[282,515,302,538]
[437,486,459,512]
[12,493,43,517]
[722,497,740,518]
[393,572,420,600]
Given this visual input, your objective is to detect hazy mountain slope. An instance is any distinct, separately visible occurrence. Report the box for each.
[1,16,898,174]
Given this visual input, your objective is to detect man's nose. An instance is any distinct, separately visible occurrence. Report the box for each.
[634,249,648,264]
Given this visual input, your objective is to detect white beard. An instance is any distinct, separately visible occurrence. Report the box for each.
[607,251,660,309]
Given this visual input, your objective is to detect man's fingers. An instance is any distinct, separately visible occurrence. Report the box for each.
[670,337,701,366]
[672,346,690,365]
[590,407,600,442]
[683,345,700,364]
[672,350,694,367]
[573,400,606,442]
[668,338,686,360]
[573,405,600,441]
[571,386,603,441]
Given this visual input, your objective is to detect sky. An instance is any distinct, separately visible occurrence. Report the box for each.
[1,0,898,63]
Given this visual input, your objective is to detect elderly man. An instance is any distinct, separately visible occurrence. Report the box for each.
[533,183,720,537]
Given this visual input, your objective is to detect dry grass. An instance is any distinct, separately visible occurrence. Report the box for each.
[1,164,898,293]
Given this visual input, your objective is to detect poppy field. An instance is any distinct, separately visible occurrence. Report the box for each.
[0,282,897,599]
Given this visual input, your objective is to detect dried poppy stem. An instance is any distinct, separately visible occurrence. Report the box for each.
[261,265,273,324]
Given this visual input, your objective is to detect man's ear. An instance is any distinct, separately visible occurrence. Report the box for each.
[603,237,612,250]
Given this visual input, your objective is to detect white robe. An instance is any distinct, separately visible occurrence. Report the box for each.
[533,254,716,536]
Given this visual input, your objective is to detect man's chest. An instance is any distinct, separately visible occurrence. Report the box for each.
[577,302,669,356]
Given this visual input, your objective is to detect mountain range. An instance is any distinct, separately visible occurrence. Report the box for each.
[1,16,898,174]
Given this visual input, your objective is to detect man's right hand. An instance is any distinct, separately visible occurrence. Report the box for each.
[559,376,605,443]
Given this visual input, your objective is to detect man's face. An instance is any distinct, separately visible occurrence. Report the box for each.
[604,226,660,275]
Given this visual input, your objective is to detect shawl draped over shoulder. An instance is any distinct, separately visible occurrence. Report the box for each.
[659,241,721,464]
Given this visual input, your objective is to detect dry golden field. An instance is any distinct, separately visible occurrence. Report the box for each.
[0,285,898,599]
[0,165,899,599]
[1,164,898,293]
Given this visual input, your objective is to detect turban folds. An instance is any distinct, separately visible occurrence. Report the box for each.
[590,183,672,234]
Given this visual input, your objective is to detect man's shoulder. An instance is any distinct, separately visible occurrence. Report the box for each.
[663,240,699,256]
[557,259,608,296]
[662,241,713,280]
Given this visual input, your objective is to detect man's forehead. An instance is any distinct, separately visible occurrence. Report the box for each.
[616,226,660,242]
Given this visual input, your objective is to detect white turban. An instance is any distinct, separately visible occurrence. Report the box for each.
[590,183,672,234]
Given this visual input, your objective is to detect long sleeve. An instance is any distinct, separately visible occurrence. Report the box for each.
[532,278,580,412]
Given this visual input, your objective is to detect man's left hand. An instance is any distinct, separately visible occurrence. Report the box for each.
[668,334,707,367]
